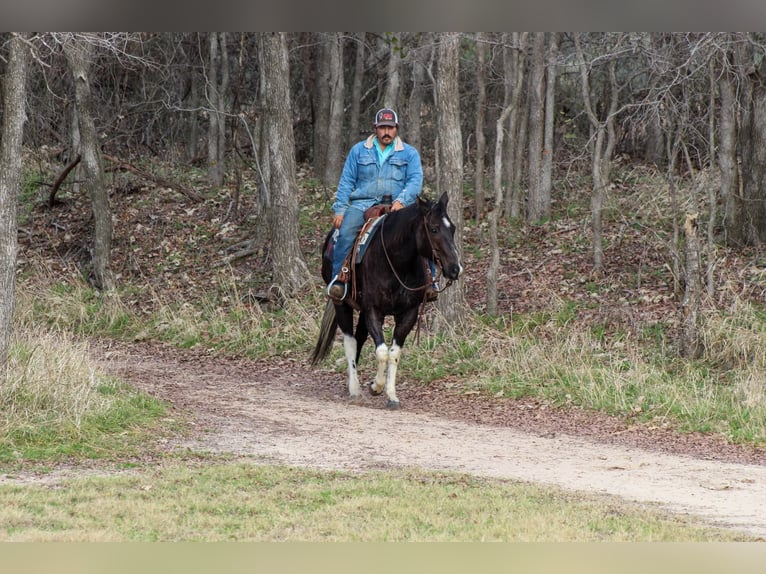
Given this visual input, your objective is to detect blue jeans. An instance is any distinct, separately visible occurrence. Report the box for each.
[331,206,367,279]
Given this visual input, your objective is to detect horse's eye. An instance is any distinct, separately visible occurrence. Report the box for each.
[430,226,439,234]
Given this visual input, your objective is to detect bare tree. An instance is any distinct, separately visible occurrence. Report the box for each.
[0,32,30,366]
[206,32,229,188]
[574,33,622,275]
[486,95,516,316]
[526,32,547,223]
[405,33,431,154]
[383,32,402,107]
[502,32,528,220]
[724,33,766,246]
[473,32,487,221]
[313,33,331,183]
[63,33,115,291]
[541,32,558,215]
[258,32,309,298]
[324,33,345,187]
[347,32,366,150]
[435,32,467,328]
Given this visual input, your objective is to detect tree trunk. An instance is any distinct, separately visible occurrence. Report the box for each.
[324,33,345,187]
[435,33,467,328]
[258,33,309,298]
[680,214,701,359]
[206,32,227,188]
[348,33,366,149]
[718,44,741,246]
[503,32,528,220]
[406,33,430,154]
[730,33,766,246]
[526,32,546,223]
[575,34,621,275]
[64,34,115,291]
[541,32,558,217]
[313,33,331,182]
[0,33,30,366]
[486,100,515,316]
[383,33,401,107]
[473,33,487,221]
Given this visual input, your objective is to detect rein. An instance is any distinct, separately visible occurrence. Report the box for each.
[379,210,454,296]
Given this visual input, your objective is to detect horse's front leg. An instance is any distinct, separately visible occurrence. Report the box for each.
[365,312,389,400]
[383,309,419,410]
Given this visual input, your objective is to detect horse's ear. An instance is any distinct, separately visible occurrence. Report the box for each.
[438,191,449,207]
[417,194,429,214]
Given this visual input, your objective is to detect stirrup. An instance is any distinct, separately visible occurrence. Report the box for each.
[327,276,347,301]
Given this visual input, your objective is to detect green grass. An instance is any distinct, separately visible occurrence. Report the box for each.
[0,463,750,541]
[0,327,174,464]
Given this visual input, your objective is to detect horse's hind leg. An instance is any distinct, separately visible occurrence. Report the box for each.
[343,334,361,399]
[336,306,361,400]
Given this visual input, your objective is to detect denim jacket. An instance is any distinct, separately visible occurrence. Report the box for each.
[331,135,423,216]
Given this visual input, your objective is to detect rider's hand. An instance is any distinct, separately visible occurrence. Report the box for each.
[332,214,344,229]
[391,200,405,211]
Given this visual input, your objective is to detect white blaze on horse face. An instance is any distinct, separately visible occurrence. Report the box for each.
[343,334,360,398]
[442,216,452,229]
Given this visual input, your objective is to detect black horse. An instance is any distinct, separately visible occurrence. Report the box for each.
[310,191,463,409]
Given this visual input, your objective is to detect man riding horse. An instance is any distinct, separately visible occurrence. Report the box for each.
[326,107,437,303]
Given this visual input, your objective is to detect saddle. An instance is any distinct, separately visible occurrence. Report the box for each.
[327,204,392,304]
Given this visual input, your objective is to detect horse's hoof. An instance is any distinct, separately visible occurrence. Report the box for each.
[348,394,362,404]
[369,382,383,396]
[386,399,400,410]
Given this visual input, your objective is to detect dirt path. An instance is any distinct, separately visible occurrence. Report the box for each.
[96,342,766,538]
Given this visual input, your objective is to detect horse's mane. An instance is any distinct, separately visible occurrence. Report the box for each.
[380,199,429,248]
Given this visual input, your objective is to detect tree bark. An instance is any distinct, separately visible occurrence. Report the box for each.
[574,33,621,275]
[435,33,467,328]
[206,32,227,188]
[680,214,701,359]
[0,33,30,366]
[64,34,115,291]
[526,32,546,223]
[541,32,558,217]
[730,33,766,246]
[503,32,528,220]
[324,33,345,187]
[348,33,366,149]
[473,33,487,221]
[313,33,331,183]
[383,33,401,107]
[258,33,309,298]
[405,33,430,154]
[486,100,515,316]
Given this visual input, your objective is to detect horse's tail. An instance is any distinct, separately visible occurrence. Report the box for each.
[310,298,338,366]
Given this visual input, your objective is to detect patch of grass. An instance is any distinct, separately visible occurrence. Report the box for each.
[0,463,749,541]
[0,328,173,464]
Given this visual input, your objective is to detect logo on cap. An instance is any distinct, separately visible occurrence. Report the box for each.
[375,108,398,127]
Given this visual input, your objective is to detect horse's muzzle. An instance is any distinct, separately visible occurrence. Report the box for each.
[444,262,462,281]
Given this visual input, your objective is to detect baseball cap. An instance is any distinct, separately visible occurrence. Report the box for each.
[374,108,398,127]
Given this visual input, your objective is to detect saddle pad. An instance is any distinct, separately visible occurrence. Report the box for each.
[354,214,386,263]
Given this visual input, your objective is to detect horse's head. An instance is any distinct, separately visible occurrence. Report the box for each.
[417,191,463,281]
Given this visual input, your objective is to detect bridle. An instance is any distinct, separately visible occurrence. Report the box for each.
[379,208,455,295]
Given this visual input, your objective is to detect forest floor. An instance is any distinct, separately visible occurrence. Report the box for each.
[12,159,766,538]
